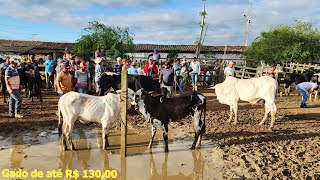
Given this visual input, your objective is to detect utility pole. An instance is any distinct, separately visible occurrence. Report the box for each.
[244,1,251,46]
[32,34,38,41]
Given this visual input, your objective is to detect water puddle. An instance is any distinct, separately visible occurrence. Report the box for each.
[0,126,221,180]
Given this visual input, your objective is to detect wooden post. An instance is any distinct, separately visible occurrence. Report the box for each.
[120,69,128,157]
[275,64,280,81]
[241,66,245,79]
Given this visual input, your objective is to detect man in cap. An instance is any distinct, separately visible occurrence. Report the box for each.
[159,61,174,97]
[5,57,23,118]
[56,62,72,98]
[75,61,91,94]
[224,60,235,77]
[113,57,123,74]
[148,48,161,63]
[127,61,138,75]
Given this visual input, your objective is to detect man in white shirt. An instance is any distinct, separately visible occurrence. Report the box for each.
[224,61,235,77]
[296,82,318,108]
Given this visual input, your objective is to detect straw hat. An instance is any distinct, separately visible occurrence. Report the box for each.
[9,57,20,64]
[94,57,103,64]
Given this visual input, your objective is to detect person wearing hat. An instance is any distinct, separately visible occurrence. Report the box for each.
[56,62,72,98]
[127,61,138,75]
[190,57,201,91]
[176,59,188,95]
[5,57,23,118]
[296,82,318,108]
[267,64,277,79]
[159,61,174,97]
[144,57,159,77]
[75,61,91,94]
[112,57,123,74]
[148,48,161,63]
[224,60,235,77]
[94,57,105,95]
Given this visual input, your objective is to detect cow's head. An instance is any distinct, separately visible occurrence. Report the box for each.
[131,88,145,110]
[284,73,295,88]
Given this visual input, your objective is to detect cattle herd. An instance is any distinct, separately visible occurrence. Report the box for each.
[2,62,320,153]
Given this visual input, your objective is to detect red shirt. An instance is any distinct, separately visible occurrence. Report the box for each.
[144,63,159,75]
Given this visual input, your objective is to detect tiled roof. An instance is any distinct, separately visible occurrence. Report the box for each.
[0,39,246,53]
[0,39,75,50]
[133,44,246,52]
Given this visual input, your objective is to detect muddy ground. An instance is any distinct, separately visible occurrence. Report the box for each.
[0,90,320,180]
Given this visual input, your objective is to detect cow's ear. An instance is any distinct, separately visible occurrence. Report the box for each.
[140,88,144,93]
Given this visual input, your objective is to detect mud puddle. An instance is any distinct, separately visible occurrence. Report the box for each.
[0,126,223,180]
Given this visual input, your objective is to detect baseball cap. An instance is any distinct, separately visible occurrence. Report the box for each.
[9,57,20,64]
[60,62,70,69]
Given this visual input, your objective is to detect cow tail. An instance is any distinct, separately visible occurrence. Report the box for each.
[201,98,206,134]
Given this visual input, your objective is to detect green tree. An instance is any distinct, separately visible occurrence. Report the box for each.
[243,21,320,65]
[74,21,135,59]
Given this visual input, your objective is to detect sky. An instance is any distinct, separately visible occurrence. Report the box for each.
[0,0,319,45]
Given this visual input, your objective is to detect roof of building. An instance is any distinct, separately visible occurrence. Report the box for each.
[0,39,246,54]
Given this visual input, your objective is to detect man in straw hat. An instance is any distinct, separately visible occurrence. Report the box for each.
[224,60,235,77]
[94,57,105,95]
[5,57,23,118]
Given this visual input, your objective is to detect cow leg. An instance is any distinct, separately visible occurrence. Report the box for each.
[191,131,200,150]
[232,104,238,125]
[38,83,43,102]
[315,91,318,101]
[161,123,169,152]
[259,102,271,126]
[61,134,68,151]
[58,121,63,136]
[227,106,233,123]
[102,120,110,150]
[65,120,76,151]
[269,103,277,130]
[148,124,157,149]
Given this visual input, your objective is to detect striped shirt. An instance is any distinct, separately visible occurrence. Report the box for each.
[5,66,20,89]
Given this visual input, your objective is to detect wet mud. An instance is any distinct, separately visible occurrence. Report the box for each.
[0,91,320,179]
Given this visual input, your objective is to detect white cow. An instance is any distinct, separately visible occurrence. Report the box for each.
[214,76,278,130]
[58,89,135,151]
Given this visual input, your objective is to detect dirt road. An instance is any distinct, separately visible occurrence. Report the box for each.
[0,91,319,179]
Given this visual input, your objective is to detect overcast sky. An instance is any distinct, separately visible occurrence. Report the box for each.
[0,0,318,45]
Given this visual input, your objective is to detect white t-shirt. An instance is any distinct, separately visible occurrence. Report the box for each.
[297,82,318,91]
[224,67,235,76]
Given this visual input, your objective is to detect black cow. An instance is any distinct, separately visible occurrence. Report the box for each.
[131,89,206,152]
[0,68,7,103]
[284,71,315,89]
[24,64,43,102]
[99,73,161,95]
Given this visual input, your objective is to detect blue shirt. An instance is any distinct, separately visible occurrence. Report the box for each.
[45,59,56,72]
[127,67,138,75]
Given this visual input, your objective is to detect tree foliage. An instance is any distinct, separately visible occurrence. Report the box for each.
[74,21,135,59]
[243,21,320,65]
